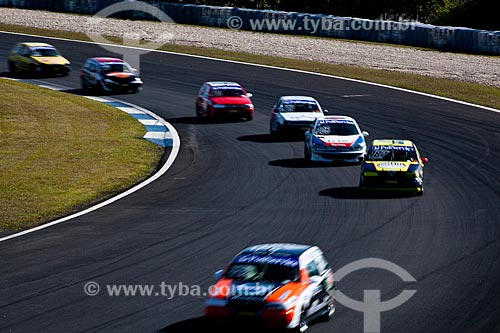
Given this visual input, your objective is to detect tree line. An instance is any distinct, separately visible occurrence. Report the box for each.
[166,0,499,30]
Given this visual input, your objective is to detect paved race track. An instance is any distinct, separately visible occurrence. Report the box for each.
[1,32,500,333]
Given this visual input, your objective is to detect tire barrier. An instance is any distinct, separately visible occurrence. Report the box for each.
[1,0,499,55]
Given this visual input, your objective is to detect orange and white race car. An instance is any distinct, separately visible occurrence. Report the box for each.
[205,243,336,331]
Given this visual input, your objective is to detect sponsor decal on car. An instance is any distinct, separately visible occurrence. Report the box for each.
[318,119,355,125]
[373,145,415,151]
[376,162,408,169]
[233,255,299,268]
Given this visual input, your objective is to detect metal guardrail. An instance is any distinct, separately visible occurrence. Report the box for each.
[1,0,499,55]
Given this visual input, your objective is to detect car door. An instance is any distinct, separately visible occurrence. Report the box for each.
[304,259,331,319]
[305,120,316,150]
[197,84,209,115]
[270,98,282,128]
[18,45,32,71]
[9,44,22,68]
[87,62,99,87]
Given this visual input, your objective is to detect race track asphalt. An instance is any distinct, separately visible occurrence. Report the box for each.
[1,32,500,333]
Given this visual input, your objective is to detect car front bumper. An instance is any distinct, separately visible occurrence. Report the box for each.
[37,63,71,75]
[311,150,365,163]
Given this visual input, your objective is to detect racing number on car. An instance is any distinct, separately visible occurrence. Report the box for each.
[370,150,391,160]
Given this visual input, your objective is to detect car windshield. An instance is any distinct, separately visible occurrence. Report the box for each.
[281,102,320,113]
[367,147,418,162]
[224,263,300,283]
[30,47,59,57]
[100,63,132,74]
[315,122,358,136]
[211,88,245,97]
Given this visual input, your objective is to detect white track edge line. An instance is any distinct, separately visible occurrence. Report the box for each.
[0,83,180,242]
[1,30,499,114]
[0,28,498,241]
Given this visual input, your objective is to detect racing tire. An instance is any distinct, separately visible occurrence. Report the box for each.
[270,121,282,137]
[358,176,364,188]
[29,64,39,78]
[319,301,335,322]
[8,61,16,74]
[80,77,89,91]
[270,121,277,136]
[304,145,312,163]
[296,311,308,333]
[245,114,253,121]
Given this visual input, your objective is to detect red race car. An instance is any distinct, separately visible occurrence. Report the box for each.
[196,81,254,121]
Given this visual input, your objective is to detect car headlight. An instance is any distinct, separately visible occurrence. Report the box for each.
[133,78,143,83]
[312,140,328,149]
[363,171,378,177]
[243,104,254,109]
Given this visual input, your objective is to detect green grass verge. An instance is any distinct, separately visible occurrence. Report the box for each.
[1,22,499,110]
[0,79,163,232]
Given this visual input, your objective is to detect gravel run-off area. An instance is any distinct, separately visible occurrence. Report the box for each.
[1,8,499,87]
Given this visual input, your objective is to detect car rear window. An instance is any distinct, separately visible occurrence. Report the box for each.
[224,263,299,283]
[367,146,418,161]
[211,89,244,97]
[281,102,319,113]
[30,47,59,57]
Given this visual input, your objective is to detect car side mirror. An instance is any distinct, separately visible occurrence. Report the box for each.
[362,131,369,137]
[246,93,253,98]
[421,157,429,164]
[214,270,223,281]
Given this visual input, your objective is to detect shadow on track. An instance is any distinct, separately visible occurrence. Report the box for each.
[237,133,304,143]
[160,317,270,333]
[168,116,248,125]
[320,187,416,199]
[0,71,15,78]
[59,88,87,95]
[269,158,355,169]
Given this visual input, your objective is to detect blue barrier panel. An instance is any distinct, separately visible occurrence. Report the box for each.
[320,15,335,38]
[0,0,499,54]
[414,24,433,49]
[307,14,323,36]
[490,32,500,54]
[451,28,474,53]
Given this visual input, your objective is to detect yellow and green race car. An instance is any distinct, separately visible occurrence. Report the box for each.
[359,139,429,195]
[8,42,71,77]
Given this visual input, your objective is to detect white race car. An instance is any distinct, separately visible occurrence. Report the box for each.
[304,115,369,163]
[270,96,327,136]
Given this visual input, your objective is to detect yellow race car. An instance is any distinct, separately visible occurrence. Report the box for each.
[359,139,429,195]
[8,42,71,77]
